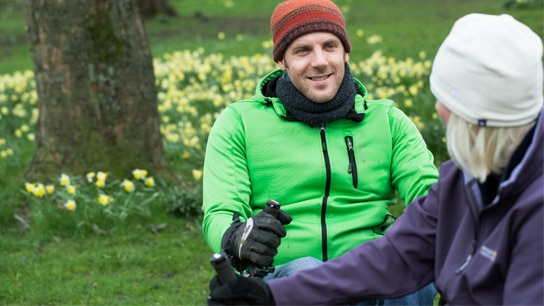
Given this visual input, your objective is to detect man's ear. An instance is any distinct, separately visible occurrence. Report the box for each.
[278,59,286,70]
[344,53,350,63]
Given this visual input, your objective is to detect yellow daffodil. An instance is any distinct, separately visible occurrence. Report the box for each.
[60,173,70,186]
[1,149,14,158]
[96,171,108,182]
[95,179,105,188]
[25,182,35,193]
[192,169,203,181]
[409,85,419,96]
[66,185,76,195]
[32,184,45,198]
[356,29,364,37]
[132,169,148,180]
[45,184,55,195]
[144,177,155,187]
[86,172,96,183]
[64,200,76,211]
[121,179,135,192]
[98,194,113,206]
[366,35,383,45]
[261,40,273,49]
[411,116,425,131]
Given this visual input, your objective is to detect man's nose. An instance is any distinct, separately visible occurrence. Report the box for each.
[310,49,327,68]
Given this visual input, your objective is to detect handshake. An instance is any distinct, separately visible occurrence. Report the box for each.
[208,200,292,305]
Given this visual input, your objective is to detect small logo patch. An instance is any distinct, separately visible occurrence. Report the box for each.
[479,245,497,262]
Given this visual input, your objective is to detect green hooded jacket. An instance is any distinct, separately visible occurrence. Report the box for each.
[202,69,438,266]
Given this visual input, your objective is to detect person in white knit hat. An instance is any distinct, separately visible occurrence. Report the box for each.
[208,13,544,306]
[431,13,543,183]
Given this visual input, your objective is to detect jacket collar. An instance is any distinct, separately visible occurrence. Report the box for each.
[465,109,543,208]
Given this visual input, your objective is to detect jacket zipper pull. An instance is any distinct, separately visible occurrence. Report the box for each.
[346,138,354,173]
[345,136,358,188]
[455,254,472,274]
[320,124,327,152]
[456,240,477,274]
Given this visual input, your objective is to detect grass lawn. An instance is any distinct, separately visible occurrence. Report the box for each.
[0,218,213,305]
[1,0,542,74]
[0,0,542,305]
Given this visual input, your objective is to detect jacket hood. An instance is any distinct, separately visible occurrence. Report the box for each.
[498,109,543,195]
[252,69,369,118]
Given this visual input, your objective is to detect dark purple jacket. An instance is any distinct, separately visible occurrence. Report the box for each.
[268,112,544,305]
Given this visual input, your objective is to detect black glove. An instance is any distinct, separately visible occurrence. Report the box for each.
[221,209,292,272]
[208,274,275,305]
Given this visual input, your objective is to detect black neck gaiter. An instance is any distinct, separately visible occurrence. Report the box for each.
[276,63,362,127]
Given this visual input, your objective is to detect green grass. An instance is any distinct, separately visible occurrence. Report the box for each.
[1,0,542,74]
[0,0,542,305]
[143,0,544,62]
[0,218,213,305]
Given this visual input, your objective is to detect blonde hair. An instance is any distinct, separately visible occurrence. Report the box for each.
[446,113,535,182]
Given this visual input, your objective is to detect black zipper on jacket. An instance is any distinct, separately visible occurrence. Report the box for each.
[320,124,332,262]
[345,136,358,188]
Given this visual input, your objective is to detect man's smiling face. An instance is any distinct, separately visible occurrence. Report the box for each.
[278,32,349,103]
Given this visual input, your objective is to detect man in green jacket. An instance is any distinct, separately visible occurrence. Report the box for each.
[202,0,438,304]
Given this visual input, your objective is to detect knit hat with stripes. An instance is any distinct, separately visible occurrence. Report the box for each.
[270,0,351,62]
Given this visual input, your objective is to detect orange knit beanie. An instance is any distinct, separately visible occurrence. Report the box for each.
[270,0,351,62]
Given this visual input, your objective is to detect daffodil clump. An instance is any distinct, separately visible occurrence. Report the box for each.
[152,46,447,167]
[1,42,447,181]
[3,33,451,234]
[0,70,37,166]
[21,169,160,235]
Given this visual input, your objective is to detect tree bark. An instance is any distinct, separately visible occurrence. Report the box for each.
[24,0,173,182]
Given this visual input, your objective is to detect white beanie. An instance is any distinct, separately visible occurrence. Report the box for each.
[430,13,543,127]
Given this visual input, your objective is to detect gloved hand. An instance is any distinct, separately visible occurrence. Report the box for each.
[208,274,275,305]
[221,209,292,272]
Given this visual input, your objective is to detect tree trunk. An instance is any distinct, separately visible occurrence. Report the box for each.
[24,0,173,182]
